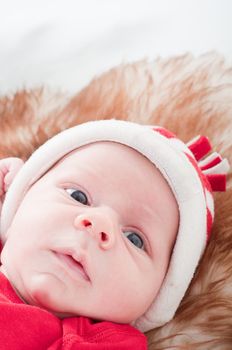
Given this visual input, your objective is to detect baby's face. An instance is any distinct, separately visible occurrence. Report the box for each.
[1,142,179,323]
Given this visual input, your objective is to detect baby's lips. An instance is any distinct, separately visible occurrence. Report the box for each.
[53,248,91,282]
[70,251,91,281]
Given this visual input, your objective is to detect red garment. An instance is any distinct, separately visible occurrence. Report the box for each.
[0,272,147,350]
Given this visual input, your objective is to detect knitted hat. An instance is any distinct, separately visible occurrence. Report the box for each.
[0,119,229,332]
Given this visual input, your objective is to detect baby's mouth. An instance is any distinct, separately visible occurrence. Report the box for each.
[55,252,90,282]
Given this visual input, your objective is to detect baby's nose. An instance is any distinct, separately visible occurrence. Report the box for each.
[74,207,117,249]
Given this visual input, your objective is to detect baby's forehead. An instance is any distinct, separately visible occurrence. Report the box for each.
[52,141,151,170]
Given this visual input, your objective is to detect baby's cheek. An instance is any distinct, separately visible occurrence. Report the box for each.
[105,273,156,323]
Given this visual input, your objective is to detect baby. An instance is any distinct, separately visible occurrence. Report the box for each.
[0,119,229,350]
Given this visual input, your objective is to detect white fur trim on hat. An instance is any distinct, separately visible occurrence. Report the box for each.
[0,119,229,332]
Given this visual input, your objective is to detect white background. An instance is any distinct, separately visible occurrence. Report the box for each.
[0,0,231,95]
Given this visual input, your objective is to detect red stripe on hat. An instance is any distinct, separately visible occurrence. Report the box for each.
[188,136,212,161]
[153,127,176,139]
[206,208,213,241]
[200,155,222,171]
[206,174,227,192]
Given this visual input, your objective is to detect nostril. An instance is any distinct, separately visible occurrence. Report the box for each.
[82,219,92,227]
[101,232,108,242]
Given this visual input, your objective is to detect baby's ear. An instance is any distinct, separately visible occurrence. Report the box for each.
[0,157,24,211]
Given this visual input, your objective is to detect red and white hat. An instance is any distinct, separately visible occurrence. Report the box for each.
[0,120,229,332]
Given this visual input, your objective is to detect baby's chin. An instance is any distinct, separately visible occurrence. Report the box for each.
[27,290,78,318]
[13,272,145,324]
[18,272,67,311]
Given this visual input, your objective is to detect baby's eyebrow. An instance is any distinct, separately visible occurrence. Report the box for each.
[136,200,161,221]
[64,163,97,180]
[129,203,159,236]
[74,164,99,177]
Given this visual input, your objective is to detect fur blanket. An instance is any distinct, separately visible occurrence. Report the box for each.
[0,53,231,349]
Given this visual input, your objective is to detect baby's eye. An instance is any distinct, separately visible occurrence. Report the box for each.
[124,231,144,250]
[66,189,89,205]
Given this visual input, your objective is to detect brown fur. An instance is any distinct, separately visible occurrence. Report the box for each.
[0,53,231,349]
